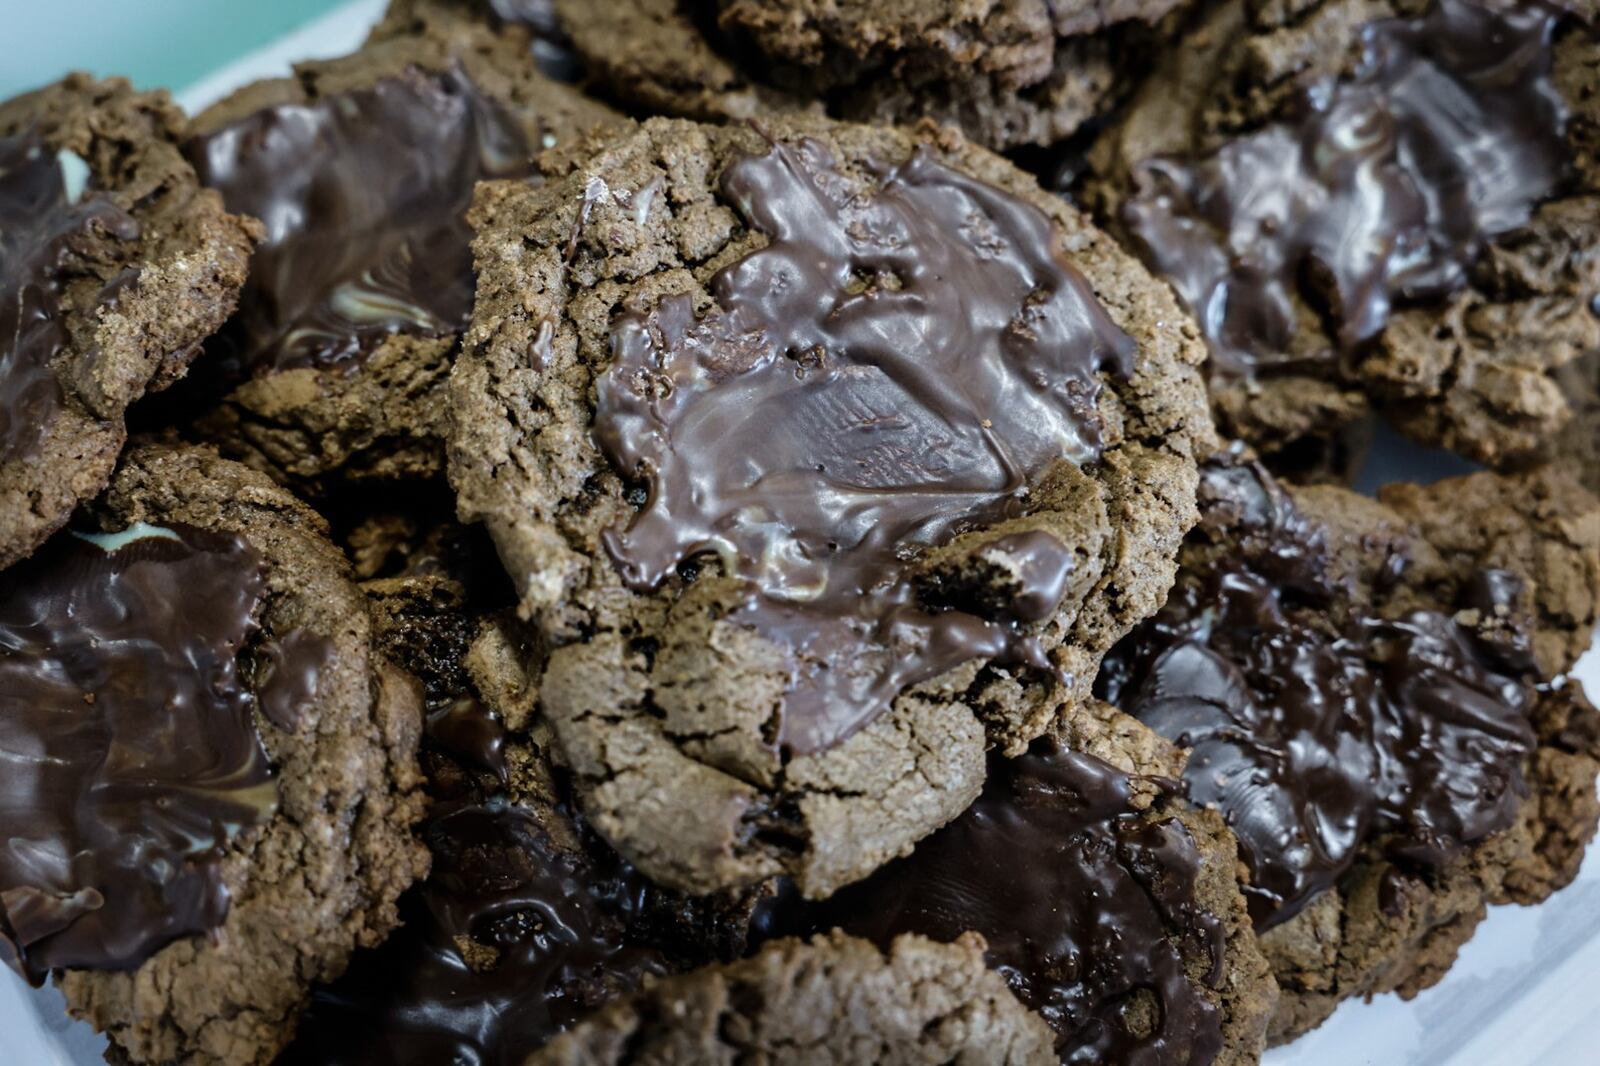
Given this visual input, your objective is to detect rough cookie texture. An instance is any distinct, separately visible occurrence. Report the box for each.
[750,709,1276,1065]
[1557,352,1600,495]
[452,115,1212,898]
[281,545,764,1064]
[550,0,1192,149]
[1087,0,1600,468]
[527,932,1059,1066]
[1099,452,1600,1042]
[46,444,428,1065]
[0,76,255,568]
[180,8,617,491]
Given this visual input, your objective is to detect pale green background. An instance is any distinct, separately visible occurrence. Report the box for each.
[2,1,344,99]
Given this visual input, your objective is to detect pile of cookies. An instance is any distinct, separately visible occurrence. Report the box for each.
[2,1,1597,1063]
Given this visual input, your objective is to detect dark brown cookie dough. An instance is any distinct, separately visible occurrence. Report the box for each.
[0,444,429,1065]
[749,710,1276,1065]
[1087,0,1600,468]
[1556,351,1600,495]
[0,76,256,569]
[452,115,1213,897]
[180,9,617,491]
[1098,450,1600,1042]
[550,0,1192,150]
[279,550,764,1064]
[528,931,1060,1066]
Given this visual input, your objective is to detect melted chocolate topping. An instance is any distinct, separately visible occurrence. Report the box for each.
[1123,0,1565,379]
[280,802,672,1066]
[256,628,336,733]
[0,131,139,462]
[187,69,530,375]
[1098,458,1537,928]
[0,524,278,982]
[755,739,1225,1063]
[595,139,1134,753]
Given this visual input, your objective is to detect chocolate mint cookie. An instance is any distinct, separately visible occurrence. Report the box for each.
[281,551,763,1064]
[180,7,616,491]
[0,76,255,569]
[751,711,1276,1065]
[550,0,1192,149]
[1098,450,1600,1041]
[1088,0,1600,468]
[1557,352,1599,495]
[530,932,1059,1065]
[0,444,428,1065]
[452,116,1213,897]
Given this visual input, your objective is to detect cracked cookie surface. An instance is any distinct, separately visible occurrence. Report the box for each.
[452,115,1213,898]
[550,0,1193,149]
[0,77,255,568]
[529,931,1059,1065]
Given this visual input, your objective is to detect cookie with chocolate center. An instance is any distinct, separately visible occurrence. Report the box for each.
[1088,0,1600,470]
[178,7,617,491]
[749,710,1276,1065]
[0,77,256,569]
[0,444,429,1065]
[1097,449,1600,1041]
[547,0,1194,150]
[451,115,1213,898]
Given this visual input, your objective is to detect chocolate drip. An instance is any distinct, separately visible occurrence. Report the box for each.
[187,69,530,375]
[257,628,336,733]
[424,697,509,787]
[279,803,672,1066]
[1098,458,1537,928]
[754,739,1225,1063]
[595,139,1134,753]
[0,131,139,462]
[0,524,277,982]
[1123,0,1565,379]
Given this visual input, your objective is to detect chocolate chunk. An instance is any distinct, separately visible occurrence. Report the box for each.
[0,131,139,462]
[1122,0,1565,381]
[0,523,277,982]
[756,738,1225,1061]
[594,138,1134,753]
[187,68,530,375]
[1098,458,1538,928]
[424,697,509,786]
[279,802,672,1065]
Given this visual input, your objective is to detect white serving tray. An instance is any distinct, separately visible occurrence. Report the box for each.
[3,5,1597,1061]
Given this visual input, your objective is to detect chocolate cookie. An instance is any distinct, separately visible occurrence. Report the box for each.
[0,76,255,569]
[1088,0,1600,468]
[1557,351,1599,495]
[452,115,1213,897]
[280,554,763,1064]
[550,0,1192,149]
[375,0,581,82]
[750,709,1276,1065]
[529,931,1059,1065]
[0,444,429,1065]
[179,9,617,491]
[1097,450,1600,1041]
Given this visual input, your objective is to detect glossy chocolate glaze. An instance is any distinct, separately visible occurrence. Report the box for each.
[0,524,277,982]
[754,738,1225,1062]
[188,69,529,375]
[280,801,672,1066]
[1123,0,1565,379]
[256,628,336,733]
[0,131,139,462]
[1098,458,1537,928]
[595,138,1134,753]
